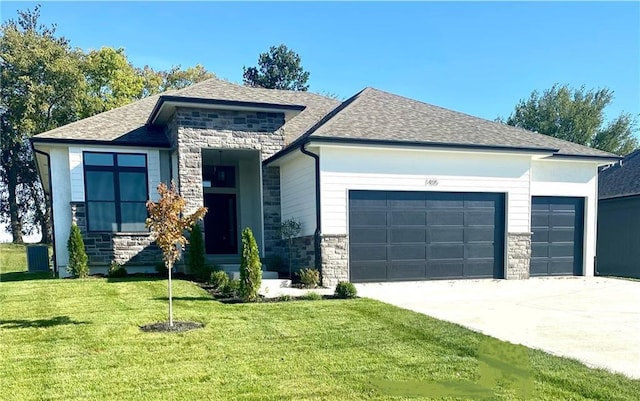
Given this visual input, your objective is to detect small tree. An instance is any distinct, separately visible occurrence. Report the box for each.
[66,223,89,278]
[239,227,262,302]
[280,218,301,278]
[187,223,207,281]
[146,182,206,326]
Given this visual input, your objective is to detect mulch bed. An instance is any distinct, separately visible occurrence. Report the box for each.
[140,321,204,333]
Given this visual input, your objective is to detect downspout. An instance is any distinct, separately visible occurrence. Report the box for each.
[32,146,57,276]
[299,142,322,273]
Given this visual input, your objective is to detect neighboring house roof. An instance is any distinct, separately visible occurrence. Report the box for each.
[300,88,618,158]
[599,149,640,199]
[32,77,618,159]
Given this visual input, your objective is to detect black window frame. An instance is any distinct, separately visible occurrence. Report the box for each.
[83,151,149,233]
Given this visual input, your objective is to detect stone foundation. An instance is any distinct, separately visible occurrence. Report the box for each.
[507,232,532,279]
[320,234,349,287]
[70,202,161,268]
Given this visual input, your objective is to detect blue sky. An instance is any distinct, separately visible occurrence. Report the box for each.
[2,1,639,124]
[1,1,639,124]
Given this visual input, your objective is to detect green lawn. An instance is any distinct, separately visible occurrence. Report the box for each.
[0,278,638,400]
[0,243,29,273]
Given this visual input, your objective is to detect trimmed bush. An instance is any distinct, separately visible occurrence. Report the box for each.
[297,268,320,288]
[334,281,357,299]
[239,227,262,302]
[220,279,240,298]
[67,223,89,278]
[107,261,128,278]
[209,270,229,290]
[301,291,322,301]
[188,223,208,281]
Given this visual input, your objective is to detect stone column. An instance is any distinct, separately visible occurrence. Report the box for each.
[507,232,532,279]
[320,234,349,287]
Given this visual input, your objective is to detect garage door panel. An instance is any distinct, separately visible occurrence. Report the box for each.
[390,211,426,226]
[428,211,464,226]
[390,245,426,260]
[430,244,464,260]
[351,228,387,244]
[388,263,426,280]
[391,228,426,243]
[350,246,386,261]
[430,227,464,243]
[531,196,584,276]
[465,244,494,259]
[428,261,464,278]
[464,261,495,277]
[550,213,576,227]
[351,262,387,282]
[351,211,386,226]
[349,191,387,207]
[465,210,495,226]
[349,190,504,282]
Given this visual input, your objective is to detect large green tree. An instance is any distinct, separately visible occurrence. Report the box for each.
[243,44,310,91]
[503,84,638,155]
[0,5,85,243]
[1,5,213,243]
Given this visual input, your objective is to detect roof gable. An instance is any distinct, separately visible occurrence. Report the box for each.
[599,149,640,199]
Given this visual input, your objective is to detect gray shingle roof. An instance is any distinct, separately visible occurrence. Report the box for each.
[599,149,640,199]
[305,88,618,157]
[32,78,620,159]
[33,78,340,146]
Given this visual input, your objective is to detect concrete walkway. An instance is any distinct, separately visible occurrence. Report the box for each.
[356,277,640,379]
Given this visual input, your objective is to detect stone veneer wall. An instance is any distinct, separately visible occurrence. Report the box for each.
[320,234,349,287]
[289,235,316,276]
[506,232,531,279]
[70,202,160,267]
[173,107,286,263]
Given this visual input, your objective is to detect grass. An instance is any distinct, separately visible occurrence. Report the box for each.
[0,243,54,281]
[0,278,638,401]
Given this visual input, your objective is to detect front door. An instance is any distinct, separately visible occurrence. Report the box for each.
[204,193,238,254]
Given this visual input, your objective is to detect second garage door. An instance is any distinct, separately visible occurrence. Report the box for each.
[349,191,505,282]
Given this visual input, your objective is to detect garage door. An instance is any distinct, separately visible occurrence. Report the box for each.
[349,191,505,282]
[531,196,584,276]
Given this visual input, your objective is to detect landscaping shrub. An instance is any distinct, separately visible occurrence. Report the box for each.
[188,223,208,281]
[301,291,322,301]
[334,281,357,299]
[278,294,295,302]
[209,270,229,290]
[67,223,89,278]
[297,267,320,288]
[239,227,262,302]
[220,279,240,298]
[107,261,128,278]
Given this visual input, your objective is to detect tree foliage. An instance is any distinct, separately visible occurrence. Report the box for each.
[239,227,262,302]
[67,223,88,278]
[146,182,206,326]
[243,44,310,91]
[504,84,638,155]
[0,5,213,243]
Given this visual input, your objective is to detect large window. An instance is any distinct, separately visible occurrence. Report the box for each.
[83,152,148,232]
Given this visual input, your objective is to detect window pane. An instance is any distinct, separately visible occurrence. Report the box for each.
[84,152,114,166]
[117,154,146,167]
[120,202,147,232]
[86,171,115,201]
[119,172,147,201]
[88,202,117,231]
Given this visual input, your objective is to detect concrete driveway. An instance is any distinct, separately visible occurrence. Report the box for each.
[356,276,640,379]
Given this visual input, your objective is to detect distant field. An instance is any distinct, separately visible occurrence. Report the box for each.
[0,243,28,273]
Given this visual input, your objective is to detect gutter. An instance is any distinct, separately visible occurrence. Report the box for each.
[30,142,57,276]
[299,141,322,273]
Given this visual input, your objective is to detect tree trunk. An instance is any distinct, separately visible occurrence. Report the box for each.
[167,260,173,327]
[8,169,24,244]
[40,194,53,244]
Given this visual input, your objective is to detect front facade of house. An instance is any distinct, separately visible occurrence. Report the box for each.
[32,78,619,286]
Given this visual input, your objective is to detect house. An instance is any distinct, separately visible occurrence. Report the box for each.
[596,149,640,278]
[31,77,619,286]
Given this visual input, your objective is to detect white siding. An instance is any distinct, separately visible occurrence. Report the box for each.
[319,146,533,235]
[50,147,72,276]
[69,146,162,202]
[531,159,599,276]
[280,152,317,236]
